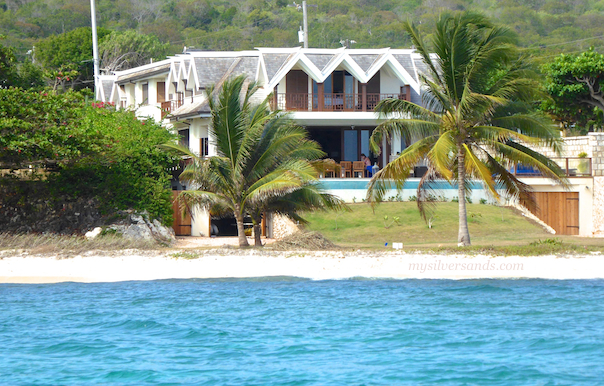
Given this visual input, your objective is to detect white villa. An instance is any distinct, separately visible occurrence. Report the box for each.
[97,47,604,239]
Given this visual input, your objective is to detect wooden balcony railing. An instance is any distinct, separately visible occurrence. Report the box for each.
[161,100,183,119]
[270,93,408,112]
[511,157,592,177]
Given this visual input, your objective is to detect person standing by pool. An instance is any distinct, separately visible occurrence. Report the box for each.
[361,154,372,177]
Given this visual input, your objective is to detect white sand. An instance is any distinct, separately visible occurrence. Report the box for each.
[1,249,603,283]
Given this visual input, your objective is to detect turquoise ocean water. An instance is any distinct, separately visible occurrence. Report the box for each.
[1,278,603,385]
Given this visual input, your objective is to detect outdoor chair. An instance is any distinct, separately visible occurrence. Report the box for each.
[352,161,365,178]
[340,161,352,178]
[324,160,338,178]
[317,158,339,178]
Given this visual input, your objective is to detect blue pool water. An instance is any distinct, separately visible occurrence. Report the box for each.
[1,278,603,385]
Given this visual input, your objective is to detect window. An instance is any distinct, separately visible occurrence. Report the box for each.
[142,83,148,105]
[179,129,190,149]
[200,138,209,157]
[157,82,165,103]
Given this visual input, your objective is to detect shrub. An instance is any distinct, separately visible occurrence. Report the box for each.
[1,89,179,226]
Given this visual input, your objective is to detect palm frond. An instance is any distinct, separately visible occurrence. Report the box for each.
[463,144,499,198]
[487,139,569,187]
[427,131,456,180]
[472,125,538,145]
[404,20,443,86]
[375,98,439,120]
[366,136,437,203]
[369,119,440,155]
[265,184,350,224]
[490,114,563,154]
[483,151,534,204]
[160,142,199,159]
[416,166,442,222]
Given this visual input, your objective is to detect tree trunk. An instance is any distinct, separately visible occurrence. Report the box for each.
[252,213,263,247]
[233,205,249,247]
[253,224,262,246]
[457,146,471,246]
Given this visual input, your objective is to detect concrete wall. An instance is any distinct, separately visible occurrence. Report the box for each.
[593,176,604,236]
[588,133,604,177]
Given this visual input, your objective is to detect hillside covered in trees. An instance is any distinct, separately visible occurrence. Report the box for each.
[2,0,603,60]
[1,0,603,133]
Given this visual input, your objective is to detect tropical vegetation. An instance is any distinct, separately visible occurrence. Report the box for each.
[0,88,178,227]
[542,48,604,134]
[367,12,566,246]
[166,75,345,247]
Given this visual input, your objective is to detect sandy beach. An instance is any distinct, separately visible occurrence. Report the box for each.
[1,248,603,283]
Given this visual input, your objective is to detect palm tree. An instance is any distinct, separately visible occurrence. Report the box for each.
[367,12,566,246]
[168,75,339,247]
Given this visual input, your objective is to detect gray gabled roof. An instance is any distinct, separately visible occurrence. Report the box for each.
[169,99,211,120]
[305,54,335,72]
[116,63,171,84]
[194,57,238,87]
[393,54,417,80]
[348,54,380,73]
[413,59,429,79]
[263,53,293,81]
[232,56,259,80]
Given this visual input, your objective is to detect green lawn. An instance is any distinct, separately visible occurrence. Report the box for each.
[302,202,603,251]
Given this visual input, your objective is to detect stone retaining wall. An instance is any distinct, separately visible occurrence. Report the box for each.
[271,214,299,240]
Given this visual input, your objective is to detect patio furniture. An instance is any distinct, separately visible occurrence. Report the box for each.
[352,161,365,178]
[318,158,338,178]
[325,162,338,178]
[340,161,352,178]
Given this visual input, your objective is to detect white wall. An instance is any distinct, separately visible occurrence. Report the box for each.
[379,68,404,94]
[191,206,210,237]
[187,119,210,156]
[127,77,171,122]
[321,179,496,204]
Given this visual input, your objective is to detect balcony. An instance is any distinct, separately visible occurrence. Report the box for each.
[161,100,183,119]
[270,93,408,112]
[511,157,592,177]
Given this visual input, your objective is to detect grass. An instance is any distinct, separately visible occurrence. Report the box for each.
[302,202,604,255]
[0,233,162,255]
[170,251,201,259]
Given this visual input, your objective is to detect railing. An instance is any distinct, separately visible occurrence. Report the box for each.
[161,100,183,119]
[271,93,407,112]
[366,93,402,111]
[511,157,592,177]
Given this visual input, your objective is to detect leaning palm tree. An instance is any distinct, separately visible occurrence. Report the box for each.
[235,97,348,246]
[167,75,330,247]
[368,12,566,246]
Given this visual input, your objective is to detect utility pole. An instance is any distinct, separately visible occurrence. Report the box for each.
[90,0,100,99]
[290,1,316,48]
[302,1,308,49]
